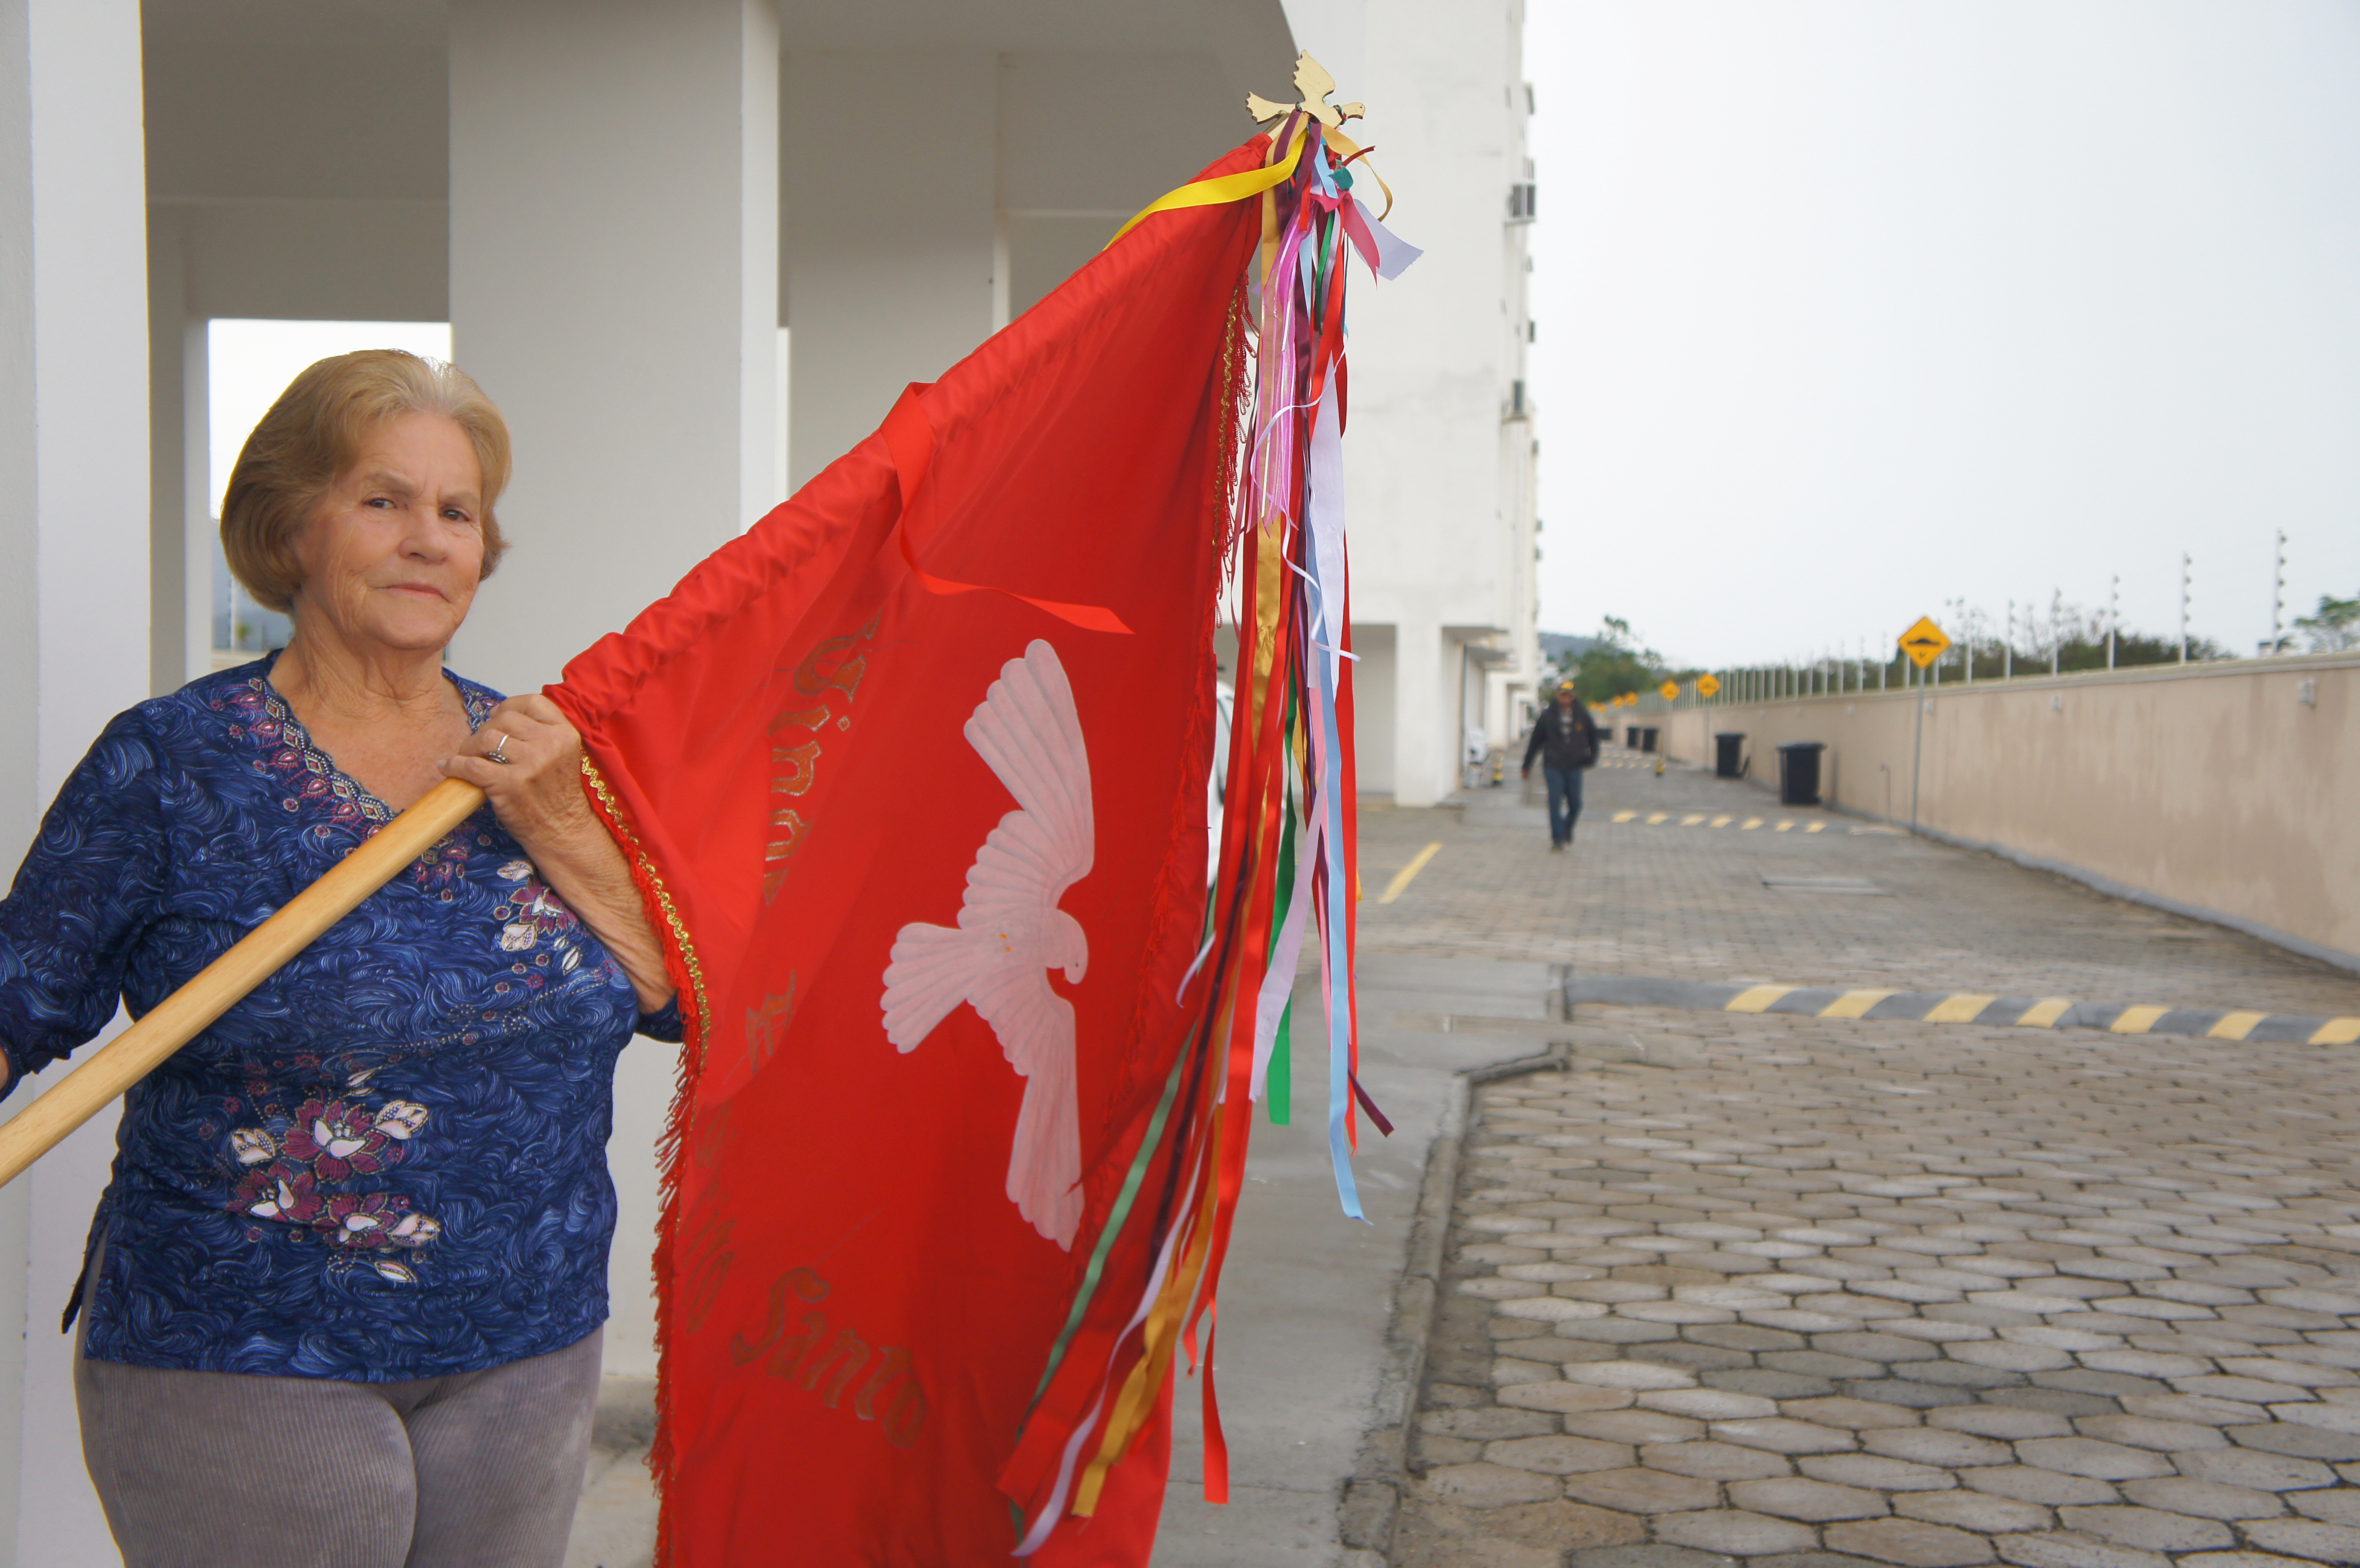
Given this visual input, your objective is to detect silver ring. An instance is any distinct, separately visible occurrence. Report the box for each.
[486,732,512,765]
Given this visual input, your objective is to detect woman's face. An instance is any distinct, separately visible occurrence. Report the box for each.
[291,413,486,657]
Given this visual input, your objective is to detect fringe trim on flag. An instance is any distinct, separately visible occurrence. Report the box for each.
[577,757,713,1568]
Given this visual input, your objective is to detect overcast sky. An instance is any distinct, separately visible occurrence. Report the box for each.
[1526,1,2360,668]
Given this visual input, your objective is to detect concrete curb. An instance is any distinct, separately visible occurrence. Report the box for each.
[1338,970,1579,1564]
[1335,1117,1451,1563]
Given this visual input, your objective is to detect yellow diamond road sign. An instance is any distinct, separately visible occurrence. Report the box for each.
[1696,674,1721,698]
[1899,616,1951,670]
[1659,680,1681,702]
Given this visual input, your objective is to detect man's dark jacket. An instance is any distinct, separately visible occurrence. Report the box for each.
[1524,704,1600,772]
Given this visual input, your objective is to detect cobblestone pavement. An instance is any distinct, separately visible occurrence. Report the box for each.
[1379,747,2360,1568]
[1359,748,2360,1018]
[1404,1007,2360,1568]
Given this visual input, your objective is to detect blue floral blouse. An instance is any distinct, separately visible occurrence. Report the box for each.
[0,656,680,1381]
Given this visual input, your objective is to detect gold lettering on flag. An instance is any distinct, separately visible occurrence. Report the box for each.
[762,616,882,901]
[728,1264,930,1449]
[744,978,799,1069]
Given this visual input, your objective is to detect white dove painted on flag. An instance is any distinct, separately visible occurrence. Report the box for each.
[880,639,1093,1250]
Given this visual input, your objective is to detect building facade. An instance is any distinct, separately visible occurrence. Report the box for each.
[1345,0,1541,804]
[0,1,1534,1556]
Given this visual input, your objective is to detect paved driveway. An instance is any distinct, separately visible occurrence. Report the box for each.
[1379,748,2360,1568]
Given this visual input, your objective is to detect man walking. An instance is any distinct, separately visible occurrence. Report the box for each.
[1521,682,1601,851]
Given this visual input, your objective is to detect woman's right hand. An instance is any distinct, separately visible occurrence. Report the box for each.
[442,698,675,1013]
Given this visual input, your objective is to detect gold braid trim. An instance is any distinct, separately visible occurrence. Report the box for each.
[580,756,713,1059]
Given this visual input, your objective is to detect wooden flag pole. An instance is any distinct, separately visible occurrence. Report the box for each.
[0,776,488,1189]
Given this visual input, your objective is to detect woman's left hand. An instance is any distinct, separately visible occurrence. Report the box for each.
[440,694,597,843]
[440,696,677,1014]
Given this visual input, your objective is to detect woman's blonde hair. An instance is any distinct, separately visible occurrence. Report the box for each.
[220,349,513,613]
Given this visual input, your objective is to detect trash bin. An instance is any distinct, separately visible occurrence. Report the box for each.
[1715,732,1745,779]
[1639,727,1659,754]
[1777,742,1825,807]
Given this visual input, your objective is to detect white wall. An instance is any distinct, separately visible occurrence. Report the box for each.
[1489,397,1539,743]
[1278,0,1367,98]
[997,49,1248,320]
[1352,623,1397,797]
[0,1,152,1561]
[1305,0,1536,803]
[778,36,1296,483]
[0,11,33,1551]
[173,198,449,324]
[448,0,778,695]
[782,50,996,490]
[1663,655,2360,972]
[144,211,215,696]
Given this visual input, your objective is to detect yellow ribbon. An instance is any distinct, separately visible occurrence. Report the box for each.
[1104,123,1310,250]
[1071,1118,1225,1514]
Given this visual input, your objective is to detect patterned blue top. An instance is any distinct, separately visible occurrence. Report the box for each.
[0,657,681,1381]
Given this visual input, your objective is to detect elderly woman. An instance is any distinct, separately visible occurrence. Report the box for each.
[0,350,677,1567]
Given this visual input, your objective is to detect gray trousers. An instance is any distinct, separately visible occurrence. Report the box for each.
[75,1315,602,1568]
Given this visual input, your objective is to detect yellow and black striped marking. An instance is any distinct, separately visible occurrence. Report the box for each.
[1566,976,2360,1046]
[1605,810,1879,834]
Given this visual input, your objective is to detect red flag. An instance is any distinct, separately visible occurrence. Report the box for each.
[552,143,1261,1565]
[550,111,1413,1563]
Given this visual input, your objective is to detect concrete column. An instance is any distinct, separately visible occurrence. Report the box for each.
[782,50,995,490]
[180,316,209,680]
[449,0,779,697]
[1350,623,1397,797]
[0,17,27,1556]
[147,209,209,696]
[0,0,150,1560]
[448,0,780,1381]
[1390,619,1447,807]
[1329,0,1524,802]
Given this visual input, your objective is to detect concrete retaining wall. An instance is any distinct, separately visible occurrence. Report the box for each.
[1659,652,2360,972]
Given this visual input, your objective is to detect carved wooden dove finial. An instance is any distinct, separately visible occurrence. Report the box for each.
[1246,51,1364,134]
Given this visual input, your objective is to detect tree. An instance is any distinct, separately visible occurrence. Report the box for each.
[1566,615,1664,705]
[2296,592,2360,653]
